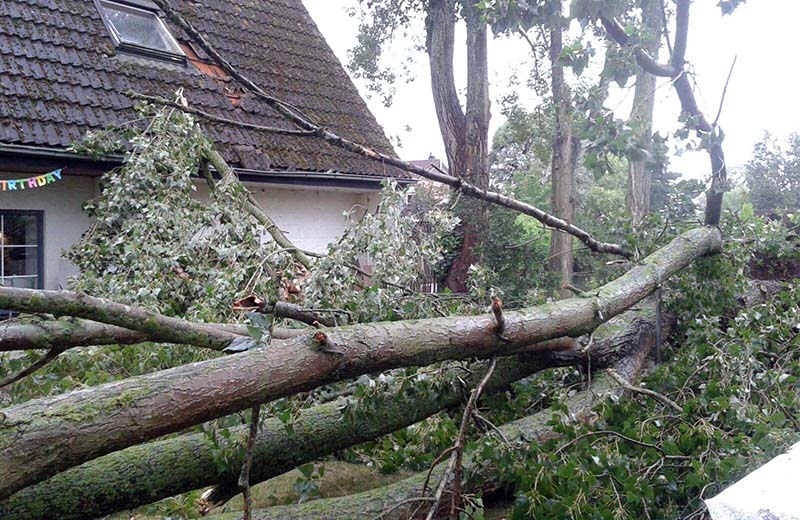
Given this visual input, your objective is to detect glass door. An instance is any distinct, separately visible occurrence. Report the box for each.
[0,211,44,289]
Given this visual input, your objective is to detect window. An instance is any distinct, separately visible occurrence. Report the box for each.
[0,211,44,290]
[97,0,185,61]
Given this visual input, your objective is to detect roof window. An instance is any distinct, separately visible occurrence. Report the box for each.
[97,0,185,62]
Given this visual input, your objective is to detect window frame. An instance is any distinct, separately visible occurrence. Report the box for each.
[95,0,186,64]
[0,209,45,290]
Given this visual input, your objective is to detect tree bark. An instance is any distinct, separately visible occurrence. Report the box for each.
[203,339,654,520]
[626,0,661,226]
[0,227,720,500]
[443,0,491,292]
[549,18,579,293]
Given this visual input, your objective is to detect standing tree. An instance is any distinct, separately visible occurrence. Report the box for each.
[626,0,663,226]
[745,132,800,217]
[351,0,491,292]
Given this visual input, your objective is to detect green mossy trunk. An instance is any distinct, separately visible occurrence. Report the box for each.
[205,341,653,520]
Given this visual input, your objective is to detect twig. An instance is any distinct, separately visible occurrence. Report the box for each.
[606,368,682,412]
[238,404,261,520]
[443,358,499,520]
[421,446,456,495]
[371,497,437,520]
[472,410,511,446]
[713,54,737,127]
[0,348,64,389]
[425,453,457,520]
[556,429,689,459]
[545,246,591,263]
[149,0,631,260]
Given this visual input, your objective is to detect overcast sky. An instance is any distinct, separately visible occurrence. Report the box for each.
[303,1,800,179]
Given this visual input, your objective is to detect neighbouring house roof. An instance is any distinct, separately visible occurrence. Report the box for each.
[409,155,448,175]
[0,0,409,183]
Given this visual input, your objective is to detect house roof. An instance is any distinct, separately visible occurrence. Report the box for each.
[0,0,409,181]
[409,155,448,175]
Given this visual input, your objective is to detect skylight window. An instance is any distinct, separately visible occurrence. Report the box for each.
[98,0,184,61]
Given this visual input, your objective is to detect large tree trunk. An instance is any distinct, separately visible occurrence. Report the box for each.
[203,339,655,520]
[0,345,569,520]
[626,0,661,226]
[1,303,666,519]
[426,0,491,292]
[549,19,579,293]
[0,227,720,500]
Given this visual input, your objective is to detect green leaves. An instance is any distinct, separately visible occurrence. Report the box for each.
[718,0,746,15]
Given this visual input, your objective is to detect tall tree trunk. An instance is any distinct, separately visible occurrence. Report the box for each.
[549,20,578,294]
[0,227,721,500]
[426,0,491,292]
[626,0,662,226]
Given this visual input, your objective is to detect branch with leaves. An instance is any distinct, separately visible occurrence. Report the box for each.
[146,0,630,259]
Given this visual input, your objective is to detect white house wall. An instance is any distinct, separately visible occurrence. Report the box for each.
[195,183,380,255]
[0,173,97,290]
[1,174,380,290]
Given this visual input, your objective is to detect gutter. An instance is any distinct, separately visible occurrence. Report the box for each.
[0,143,416,190]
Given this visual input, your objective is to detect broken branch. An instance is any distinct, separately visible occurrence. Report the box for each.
[149,0,631,259]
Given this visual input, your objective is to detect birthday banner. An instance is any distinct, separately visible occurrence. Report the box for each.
[0,169,63,192]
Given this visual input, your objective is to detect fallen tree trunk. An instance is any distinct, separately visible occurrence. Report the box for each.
[0,227,720,500]
[0,344,562,519]
[0,289,242,351]
[0,303,662,520]
[0,318,302,353]
[204,334,654,519]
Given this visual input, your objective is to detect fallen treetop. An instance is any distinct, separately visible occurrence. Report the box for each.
[0,299,665,519]
[0,227,721,500]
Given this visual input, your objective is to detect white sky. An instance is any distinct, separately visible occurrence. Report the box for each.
[303,0,800,179]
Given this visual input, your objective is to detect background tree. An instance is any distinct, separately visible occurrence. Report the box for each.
[626,0,663,226]
[745,132,800,217]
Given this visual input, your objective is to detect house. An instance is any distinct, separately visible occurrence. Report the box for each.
[0,0,410,291]
[409,154,448,176]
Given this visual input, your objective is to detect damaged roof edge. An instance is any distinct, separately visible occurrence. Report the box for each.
[0,143,416,190]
